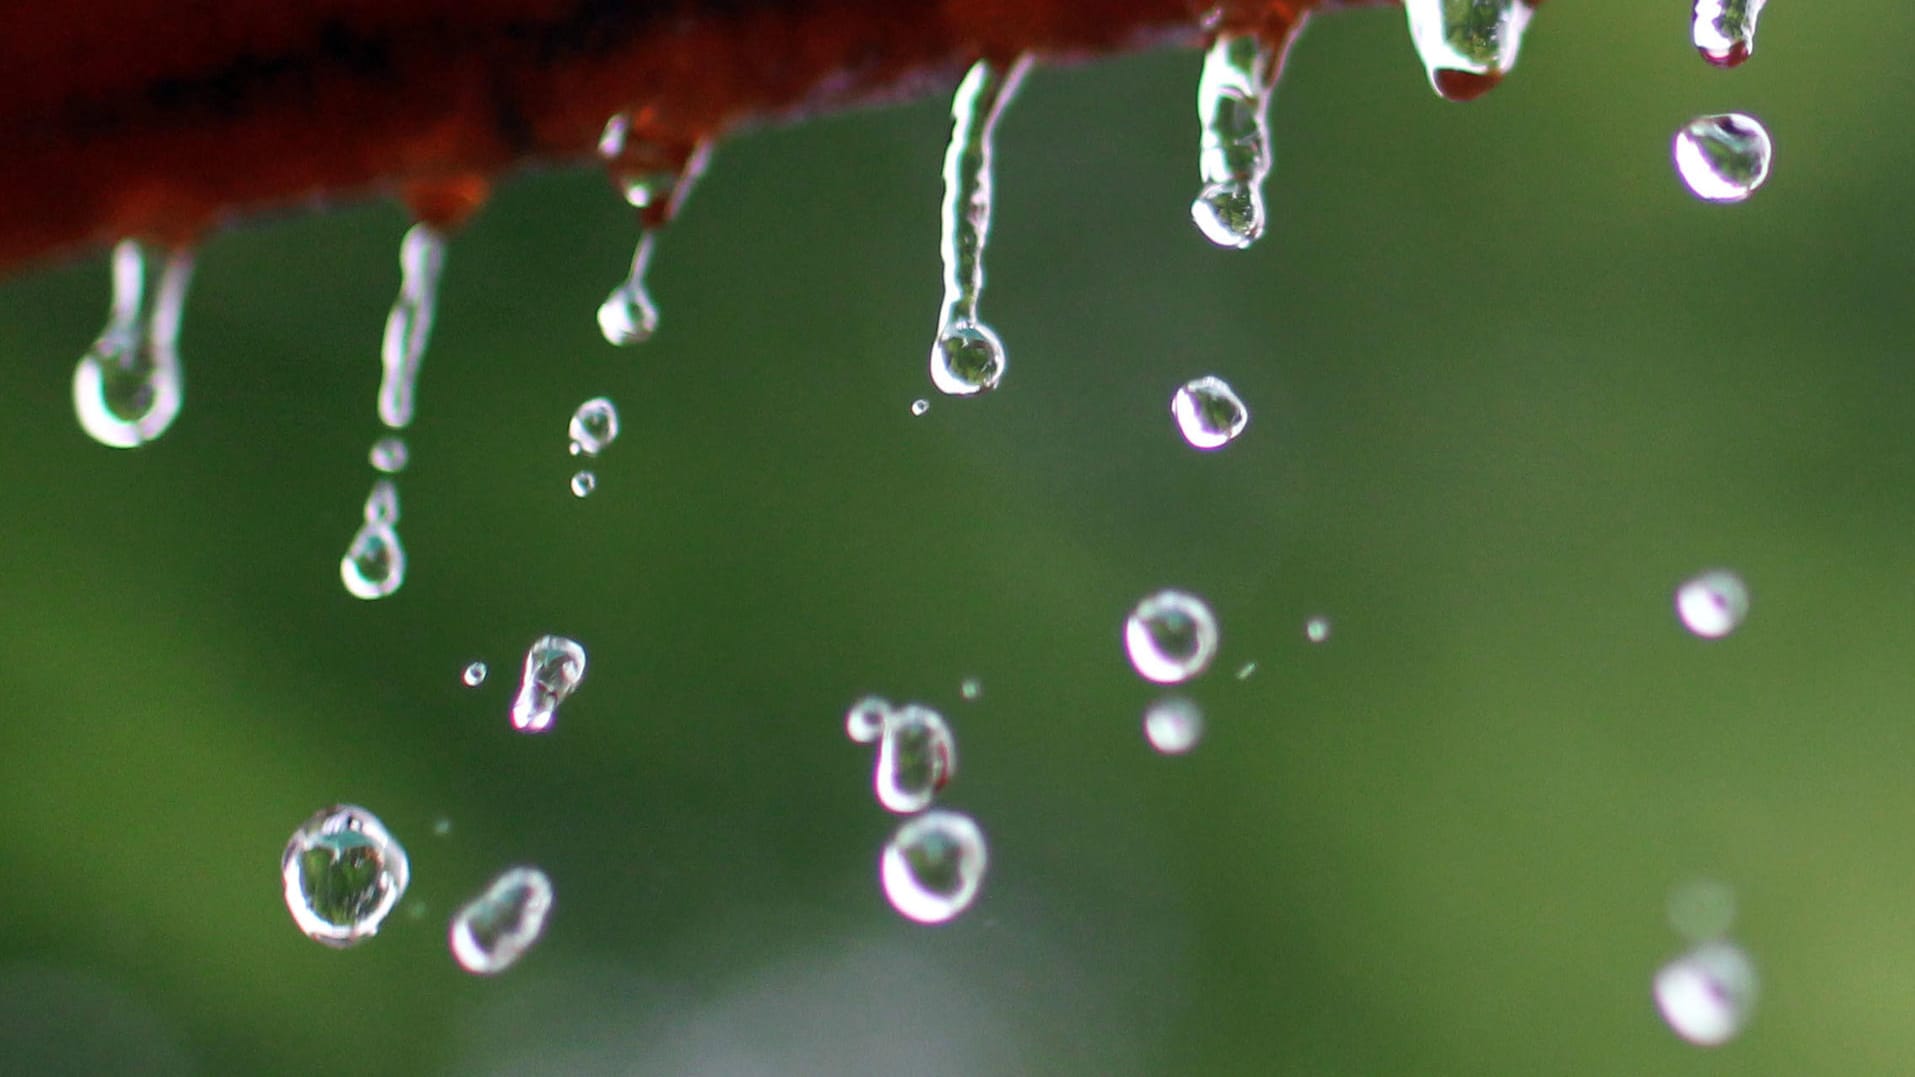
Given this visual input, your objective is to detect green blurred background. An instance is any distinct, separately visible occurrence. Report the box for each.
[1,2,1910,1073]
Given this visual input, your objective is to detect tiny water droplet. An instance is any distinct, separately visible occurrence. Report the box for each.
[881,810,987,924]
[1667,879,1738,942]
[1125,589,1221,685]
[432,818,453,837]
[910,398,930,417]
[1654,941,1757,1047]
[511,635,587,733]
[869,703,957,814]
[570,470,597,498]
[1674,114,1772,203]
[1693,0,1765,67]
[449,866,555,975]
[369,436,409,474]
[1172,375,1249,449]
[1675,569,1749,639]
[281,804,410,948]
[1235,661,1256,680]
[378,223,447,429]
[1403,0,1534,101]
[845,695,892,744]
[1143,697,1204,755]
[1305,616,1332,643]
[1191,32,1281,249]
[568,397,619,457]
[959,677,982,701]
[340,480,406,600]
[462,661,488,687]
[73,240,192,449]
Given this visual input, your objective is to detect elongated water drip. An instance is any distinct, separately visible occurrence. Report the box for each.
[1402,0,1535,102]
[1191,29,1291,249]
[596,119,711,347]
[1692,0,1766,68]
[378,223,447,429]
[929,55,1033,397]
[72,240,194,448]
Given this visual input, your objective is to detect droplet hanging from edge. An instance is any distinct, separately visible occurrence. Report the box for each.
[449,866,555,975]
[869,703,957,814]
[1673,114,1772,203]
[929,55,1033,397]
[462,661,488,687]
[1124,589,1221,685]
[1143,697,1204,755]
[597,233,661,346]
[1654,941,1758,1047]
[594,130,712,347]
[281,804,410,948]
[1693,0,1765,68]
[511,635,587,733]
[1171,375,1249,449]
[1675,568,1749,639]
[568,396,620,456]
[1191,31,1283,249]
[340,480,406,600]
[881,810,987,924]
[378,223,447,429]
[569,470,597,498]
[73,240,193,449]
[369,435,409,474]
[1402,0,1535,101]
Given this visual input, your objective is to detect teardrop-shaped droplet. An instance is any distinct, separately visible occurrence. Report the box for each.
[1191,32,1282,249]
[1673,114,1772,203]
[569,470,597,498]
[1692,0,1765,67]
[1403,0,1535,101]
[511,635,587,733]
[449,866,555,975]
[568,397,620,456]
[872,703,957,814]
[1191,182,1265,250]
[1171,375,1249,449]
[845,695,893,743]
[378,223,447,429]
[341,480,406,599]
[594,132,711,347]
[1143,697,1205,755]
[281,804,410,948]
[73,240,193,448]
[1675,568,1748,639]
[1125,589,1221,684]
[880,809,987,925]
[597,236,661,347]
[1654,941,1757,1047]
[929,323,1006,396]
[369,436,409,474]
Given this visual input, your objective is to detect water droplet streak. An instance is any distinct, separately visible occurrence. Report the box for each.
[1655,941,1757,1046]
[1143,697,1204,754]
[1402,0,1535,102]
[1172,375,1249,449]
[281,804,410,948]
[340,479,407,600]
[1674,114,1772,203]
[378,223,447,429]
[881,810,987,924]
[1125,589,1221,684]
[450,866,555,975]
[930,55,1033,397]
[595,121,711,347]
[1692,0,1765,68]
[73,239,193,448]
[1675,569,1748,639]
[1192,31,1284,249]
[511,635,587,733]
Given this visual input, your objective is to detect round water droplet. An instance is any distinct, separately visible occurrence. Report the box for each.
[881,810,987,924]
[569,397,620,457]
[369,436,409,474]
[1143,697,1204,755]
[1124,589,1221,684]
[910,399,930,417]
[73,347,183,449]
[871,703,957,814]
[1675,569,1749,639]
[1190,181,1265,250]
[959,677,981,701]
[511,635,587,733]
[462,661,488,687]
[449,866,555,976]
[570,471,597,498]
[1674,114,1772,204]
[929,323,1006,396]
[1668,879,1738,942]
[1171,376,1249,450]
[1306,616,1332,643]
[597,282,659,346]
[340,522,406,600]
[845,695,892,744]
[281,804,410,948]
[1654,941,1757,1047]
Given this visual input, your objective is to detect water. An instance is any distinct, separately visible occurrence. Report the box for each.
[1675,569,1749,639]
[910,398,930,417]
[1191,32,1283,249]
[1654,941,1757,1047]
[340,479,406,600]
[1306,616,1332,643]
[1124,589,1221,684]
[462,661,488,687]
[569,397,620,456]
[597,233,662,346]
[929,55,1033,396]
[280,804,410,948]
[1171,375,1250,449]
[72,240,192,449]
[869,703,957,814]
[1402,0,1534,101]
[378,223,446,429]
[880,810,987,924]
[595,121,712,346]
[369,436,409,474]
[570,470,597,498]
[1673,114,1772,203]
[1143,697,1204,755]
[1692,0,1765,67]
[845,695,893,743]
[449,866,555,975]
[511,635,587,733]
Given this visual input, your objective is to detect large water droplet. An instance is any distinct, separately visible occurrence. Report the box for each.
[1675,569,1749,639]
[369,436,409,474]
[1191,32,1282,249]
[340,480,406,600]
[449,866,555,975]
[1654,941,1757,1047]
[929,323,1006,396]
[72,240,193,449]
[281,804,410,948]
[1692,0,1765,67]
[1125,589,1221,684]
[1402,0,1535,101]
[378,223,447,429]
[569,397,620,456]
[1143,697,1205,755]
[511,635,587,733]
[845,695,893,743]
[1674,114,1772,203]
[462,661,488,687]
[870,703,957,814]
[880,810,987,924]
[1171,375,1249,449]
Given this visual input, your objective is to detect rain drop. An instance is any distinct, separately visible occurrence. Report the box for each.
[1172,375,1250,449]
[369,435,409,474]
[570,470,597,498]
[868,703,957,814]
[511,635,587,733]
[281,804,410,948]
[880,809,987,925]
[1675,569,1749,639]
[845,695,892,744]
[1692,0,1765,68]
[1402,0,1535,102]
[449,866,555,975]
[1143,697,1205,755]
[1654,941,1757,1047]
[1673,114,1772,203]
[378,223,447,429]
[462,661,488,687]
[1191,31,1282,249]
[1124,589,1221,684]
[72,240,192,449]
[569,397,620,456]
[340,480,406,600]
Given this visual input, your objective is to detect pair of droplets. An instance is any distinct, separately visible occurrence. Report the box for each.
[844,697,989,925]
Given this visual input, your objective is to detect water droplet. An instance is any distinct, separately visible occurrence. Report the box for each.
[1305,616,1332,643]
[910,398,930,417]
[1668,879,1738,942]
[1171,375,1249,449]
[930,55,1032,397]
[568,397,620,456]
[959,677,982,701]
[869,703,957,814]
[449,866,555,975]
[1124,589,1221,684]
[1693,0,1765,67]
[880,810,987,924]
[378,223,447,429]
[845,695,892,743]
[1191,32,1281,249]
[1143,697,1205,755]
[1675,569,1749,639]
[1402,0,1534,101]
[1673,114,1773,203]
[570,470,597,498]
[594,131,711,347]
[280,804,410,948]
[369,436,409,474]
[340,480,406,600]
[462,661,488,687]
[1654,941,1757,1047]
[72,240,193,449]
[1235,661,1256,680]
[511,635,587,733]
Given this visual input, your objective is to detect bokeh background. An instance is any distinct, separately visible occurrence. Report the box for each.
[1,2,1911,1073]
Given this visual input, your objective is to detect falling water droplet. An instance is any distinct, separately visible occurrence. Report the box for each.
[846,695,893,743]
[511,635,587,733]
[378,223,447,429]
[72,240,193,448]
[569,471,597,498]
[1667,879,1738,942]
[1305,616,1332,643]
[597,233,661,346]
[340,480,407,600]
[910,399,930,417]
[1191,31,1283,249]
[1692,0,1765,67]
[1673,114,1772,203]
[568,397,620,456]
[449,866,555,975]
[930,55,1032,396]
[595,123,711,347]
[462,661,488,687]
[881,810,987,924]
[1235,661,1256,680]
[1654,941,1758,1047]
[959,677,982,701]
[1675,569,1749,639]
[1125,589,1221,684]
[1402,0,1535,101]
[1143,697,1205,755]
[281,804,410,948]
[1171,375,1250,449]
[869,703,957,814]
[369,436,409,474]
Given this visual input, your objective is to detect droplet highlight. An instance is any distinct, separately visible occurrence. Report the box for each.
[1171,375,1250,449]
[72,240,193,449]
[462,661,488,687]
[449,866,555,975]
[1124,589,1221,684]
[281,804,410,948]
[1674,114,1772,203]
[340,479,407,600]
[1692,0,1765,68]
[568,397,619,456]
[369,435,409,474]
[1675,569,1749,639]
[1191,31,1283,249]
[880,810,987,925]
[511,635,587,733]
[1143,697,1205,755]
[868,703,957,814]
[378,223,447,429]
[1654,941,1758,1047]
[1402,0,1534,101]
